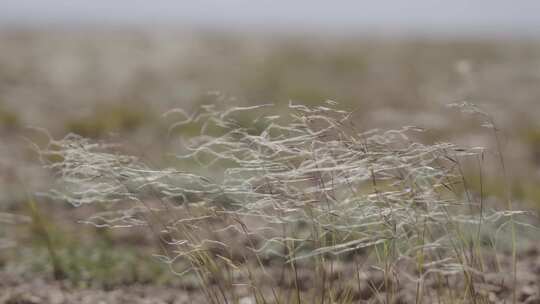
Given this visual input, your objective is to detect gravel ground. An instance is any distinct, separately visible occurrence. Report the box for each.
[2,247,540,304]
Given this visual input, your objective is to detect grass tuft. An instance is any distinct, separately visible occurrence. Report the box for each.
[39,101,528,303]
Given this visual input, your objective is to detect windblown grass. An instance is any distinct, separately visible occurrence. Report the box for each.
[38,101,528,303]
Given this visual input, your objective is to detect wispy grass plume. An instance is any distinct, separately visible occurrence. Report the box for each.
[39,101,525,303]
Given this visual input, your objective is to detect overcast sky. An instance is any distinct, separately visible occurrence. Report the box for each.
[2,0,540,37]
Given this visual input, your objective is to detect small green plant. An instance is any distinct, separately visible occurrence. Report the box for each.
[25,196,65,280]
[39,101,527,303]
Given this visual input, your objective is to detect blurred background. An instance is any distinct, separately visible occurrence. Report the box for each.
[1,0,540,300]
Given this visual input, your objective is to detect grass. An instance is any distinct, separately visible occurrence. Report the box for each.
[5,235,172,286]
[521,127,540,166]
[0,105,19,131]
[9,236,175,288]
[65,104,156,138]
[3,198,176,288]
[36,101,528,303]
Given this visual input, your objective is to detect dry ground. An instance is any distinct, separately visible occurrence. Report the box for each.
[1,247,540,303]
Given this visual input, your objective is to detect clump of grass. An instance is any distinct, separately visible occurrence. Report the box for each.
[0,106,20,131]
[521,127,540,165]
[9,236,175,288]
[39,101,526,303]
[65,104,155,138]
